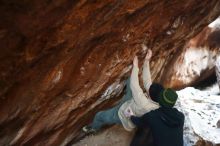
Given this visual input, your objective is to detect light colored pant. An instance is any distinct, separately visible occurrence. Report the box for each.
[91,78,132,130]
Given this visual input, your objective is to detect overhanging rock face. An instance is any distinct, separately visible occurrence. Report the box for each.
[162,26,220,89]
[0,1,220,145]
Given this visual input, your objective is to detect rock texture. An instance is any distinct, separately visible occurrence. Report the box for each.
[73,125,134,146]
[0,1,220,146]
[162,26,220,89]
[216,56,220,90]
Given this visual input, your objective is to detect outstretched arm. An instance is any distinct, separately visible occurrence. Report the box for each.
[142,50,152,92]
[130,56,146,106]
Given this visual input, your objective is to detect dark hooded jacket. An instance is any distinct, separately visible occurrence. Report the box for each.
[130,107,184,146]
[130,124,154,146]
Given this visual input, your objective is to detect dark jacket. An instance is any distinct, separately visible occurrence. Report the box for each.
[131,107,184,146]
[130,125,154,146]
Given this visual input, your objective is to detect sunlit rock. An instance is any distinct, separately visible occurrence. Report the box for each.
[177,85,220,145]
[162,21,220,89]
[216,56,220,89]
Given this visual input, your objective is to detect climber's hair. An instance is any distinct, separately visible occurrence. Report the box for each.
[149,83,164,102]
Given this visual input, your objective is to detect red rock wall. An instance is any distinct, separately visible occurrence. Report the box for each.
[0,1,220,146]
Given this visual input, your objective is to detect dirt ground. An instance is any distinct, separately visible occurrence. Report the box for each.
[73,125,135,146]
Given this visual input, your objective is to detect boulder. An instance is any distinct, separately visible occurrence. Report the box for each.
[0,1,220,145]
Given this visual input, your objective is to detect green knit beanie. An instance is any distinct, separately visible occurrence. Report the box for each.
[159,88,178,108]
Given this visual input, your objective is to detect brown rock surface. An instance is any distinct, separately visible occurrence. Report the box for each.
[216,55,220,89]
[0,1,220,146]
[73,125,134,146]
[162,26,220,89]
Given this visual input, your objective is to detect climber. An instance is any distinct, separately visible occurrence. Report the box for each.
[130,88,185,146]
[82,49,165,134]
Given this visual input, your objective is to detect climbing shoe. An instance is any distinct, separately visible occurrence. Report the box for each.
[82,125,97,134]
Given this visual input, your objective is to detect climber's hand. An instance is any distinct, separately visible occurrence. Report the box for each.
[133,56,138,67]
[145,49,152,61]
